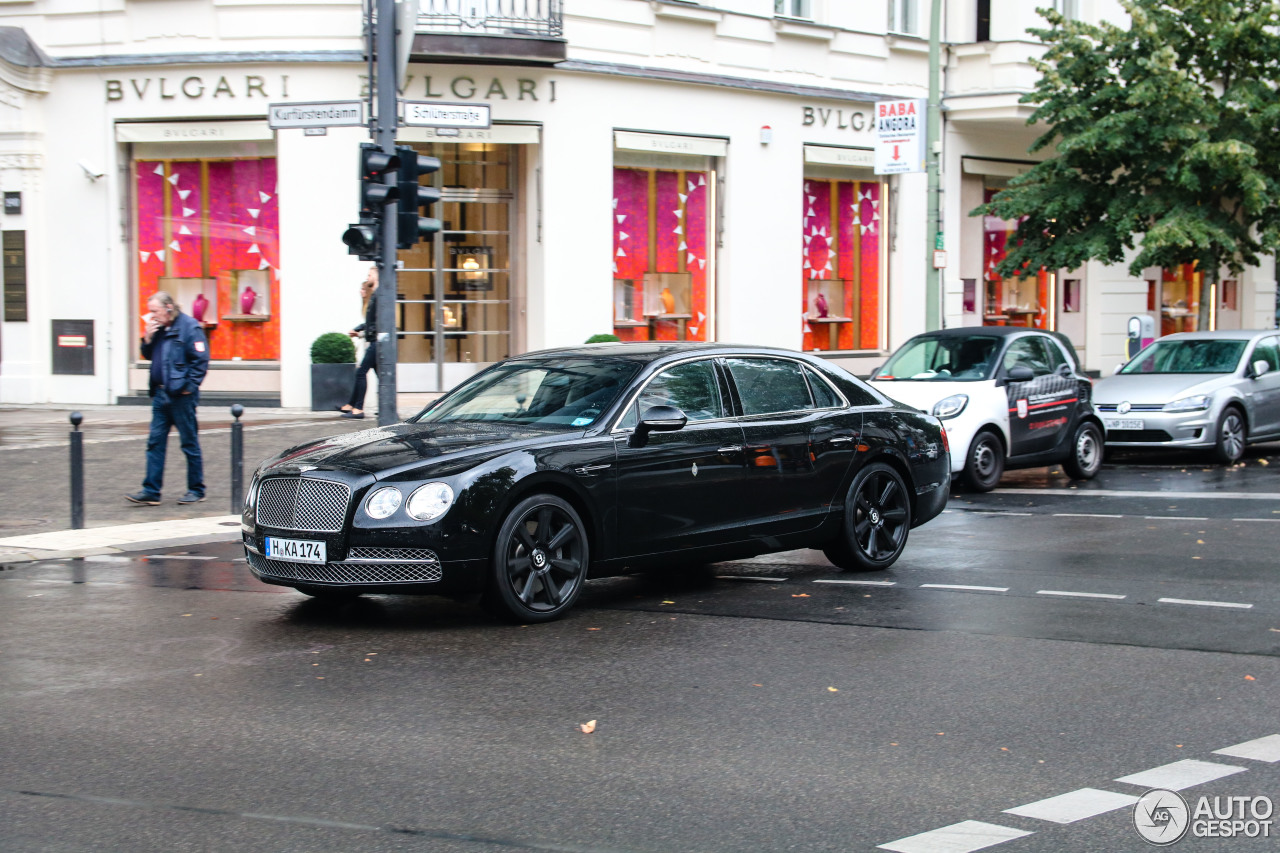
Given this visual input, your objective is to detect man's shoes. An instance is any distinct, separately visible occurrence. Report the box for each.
[341,411,365,419]
[177,491,206,504]
[125,492,161,506]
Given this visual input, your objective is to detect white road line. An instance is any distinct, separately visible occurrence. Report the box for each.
[1158,597,1253,610]
[999,487,1280,501]
[813,579,897,587]
[920,584,1009,593]
[1143,515,1209,521]
[142,554,217,561]
[1213,734,1280,763]
[714,575,787,583]
[1003,787,1139,824]
[1115,759,1247,791]
[963,510,1034,516]
[1231,518,1280,522]
[1052,513,1124,518]
[1037,590,1127,600]
[877,821,1032,853]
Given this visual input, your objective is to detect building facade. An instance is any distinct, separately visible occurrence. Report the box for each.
[0,0,1273,408]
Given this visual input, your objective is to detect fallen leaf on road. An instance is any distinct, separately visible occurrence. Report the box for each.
[1261,459,1270,466]
[792,594,811,598]
[1000,747,1009,751]
[828,687,839,692]
[587,628,601,631]
[580,720,597,734]
[1245,675,1256,681]
[752,683,763,687]
[662,600,675,605]
[1197,540,1204,544]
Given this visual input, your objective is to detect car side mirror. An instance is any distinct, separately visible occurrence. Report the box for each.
[1006,365,1035,383]
[1252,359,1272,378]
[1056,363,1073,376]
[868,364,882,379]
[629,405,688,447]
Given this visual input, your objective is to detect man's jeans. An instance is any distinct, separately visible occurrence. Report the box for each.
[142,387,204,499]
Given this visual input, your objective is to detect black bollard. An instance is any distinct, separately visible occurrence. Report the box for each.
[69,411,84,530]
[230,404,244,514]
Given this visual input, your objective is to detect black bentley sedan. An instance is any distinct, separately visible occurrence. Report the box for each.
[242,344,950,622]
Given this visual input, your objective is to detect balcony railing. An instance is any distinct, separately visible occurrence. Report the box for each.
[418,0,563,38]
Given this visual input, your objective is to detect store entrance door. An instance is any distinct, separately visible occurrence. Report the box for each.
[396,142,516,392]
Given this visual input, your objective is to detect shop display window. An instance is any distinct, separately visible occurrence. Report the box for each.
[800,178,882,352]
[612,167,711,342]
[982,187,1050,329]
[1160,263,1201,334]
[135,158,279,360]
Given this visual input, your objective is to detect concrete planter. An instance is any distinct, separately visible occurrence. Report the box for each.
[310,363,355,412]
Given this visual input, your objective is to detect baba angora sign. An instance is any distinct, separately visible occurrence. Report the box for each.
[874,99,926,175]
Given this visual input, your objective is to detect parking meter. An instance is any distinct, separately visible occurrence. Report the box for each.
[1126,314,1155,360]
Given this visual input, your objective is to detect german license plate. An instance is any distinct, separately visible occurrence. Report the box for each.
[265,537,327,564]
[1104,417,1144,430]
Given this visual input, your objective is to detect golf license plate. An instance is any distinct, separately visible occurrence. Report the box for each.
[1104,417,1144,430]
[266,537,327,564]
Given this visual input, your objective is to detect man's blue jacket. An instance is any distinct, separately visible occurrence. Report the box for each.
[140,312,210,402]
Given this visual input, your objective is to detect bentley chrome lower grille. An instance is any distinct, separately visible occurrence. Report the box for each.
[245,548,442,584]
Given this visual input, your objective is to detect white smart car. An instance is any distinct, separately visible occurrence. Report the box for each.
[870,328,1105,491]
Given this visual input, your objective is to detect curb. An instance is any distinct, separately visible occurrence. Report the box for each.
[0,516,243,565]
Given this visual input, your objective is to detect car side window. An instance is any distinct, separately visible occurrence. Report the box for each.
[1040,337,1069,372]
[1002,337,1053,377]
[622,360,724,428]
[1252,336,1280,372]
[804,366,842,408]
[726,358,815,416]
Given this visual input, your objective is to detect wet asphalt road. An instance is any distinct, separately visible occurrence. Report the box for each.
[3,453,1280,852]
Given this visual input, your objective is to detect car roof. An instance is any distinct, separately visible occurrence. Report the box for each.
[511,342,818,364]
[902,326,1045,338]
[1150,329,1275,342]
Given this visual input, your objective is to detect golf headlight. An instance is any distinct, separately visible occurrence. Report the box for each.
[407,482,455,522]
[1163,395,1210,413]
[365,487,402,519]
[932,394,969,420]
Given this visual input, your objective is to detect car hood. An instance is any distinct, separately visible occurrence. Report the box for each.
[869,380,993,413]
[259,421,571,478]
[1091,373,1233,405]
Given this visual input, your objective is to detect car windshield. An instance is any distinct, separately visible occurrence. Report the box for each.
[876,335,1001,381]
[412,358,640,428]
[1120,339,1247,375]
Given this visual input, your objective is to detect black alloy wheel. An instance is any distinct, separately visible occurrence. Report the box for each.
[822,462,912,572]
[295,584,362,602]
[1213,407,1247,465]
[962,429,1005,492]
[1063,421,1103,480]
[486,494,589,623]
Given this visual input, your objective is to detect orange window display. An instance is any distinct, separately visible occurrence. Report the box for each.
[982,187,1051,329]
[135,158,280,360]
[612,167,711,342]
[799,178,881,352]
[1160,264,1202,335]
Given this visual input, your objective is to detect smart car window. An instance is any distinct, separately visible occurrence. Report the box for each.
[877,335,1000,381]
[634,360,724,423]
[1003,337,1052,376]
[1120,340,1248,375]
[1040,336,1069,372]
[415,359,639,428]
[726,358,815,415]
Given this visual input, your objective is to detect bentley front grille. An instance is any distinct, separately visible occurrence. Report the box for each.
[256,478,350,532]
[245,548,443,584]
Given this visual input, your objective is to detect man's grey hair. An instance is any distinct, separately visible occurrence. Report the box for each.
[150,291,178,313]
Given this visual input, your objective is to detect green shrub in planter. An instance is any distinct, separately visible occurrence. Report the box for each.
[585,333,621,344]
[311,332,356,364]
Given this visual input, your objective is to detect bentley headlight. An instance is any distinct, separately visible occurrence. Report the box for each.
[365,486,403,519]
[1163,395,1210,413]
[407,482,455,522]
[932,394,969,420]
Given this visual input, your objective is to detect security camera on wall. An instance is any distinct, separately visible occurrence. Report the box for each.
[78,160,105,181]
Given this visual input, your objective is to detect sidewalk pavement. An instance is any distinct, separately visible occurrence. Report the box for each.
[0,514,242,564]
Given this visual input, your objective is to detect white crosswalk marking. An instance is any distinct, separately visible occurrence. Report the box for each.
[921,584,1009,593]
[1213,734,1280,763]
[1003,787,1138,824]
[1115,759,1247,791]
[1158,597,1252,609]
[877,820,1032,853]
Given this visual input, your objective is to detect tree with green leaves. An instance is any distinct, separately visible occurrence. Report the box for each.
[977,0,1280,331]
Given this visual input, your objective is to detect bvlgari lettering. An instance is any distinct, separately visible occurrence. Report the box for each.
[802,106,871,133]
[106,75,284,102]
[360,75,554,102]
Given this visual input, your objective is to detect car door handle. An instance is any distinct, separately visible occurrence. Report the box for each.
[717,445,744,454]
[830,436,857,444]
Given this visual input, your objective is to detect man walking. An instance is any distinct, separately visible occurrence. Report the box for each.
[126,291,210,506]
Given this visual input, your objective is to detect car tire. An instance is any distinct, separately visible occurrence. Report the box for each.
[822,462,912,573]
[484,494,589,623]
[1212,407,1247,465]
[295,584,362,602]
[1063,421,1103,480]
[961,429,1005,492]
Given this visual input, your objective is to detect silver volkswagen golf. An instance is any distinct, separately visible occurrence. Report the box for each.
[1093,330,1280,463]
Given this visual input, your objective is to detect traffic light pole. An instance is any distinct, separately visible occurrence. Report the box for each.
[374,0,400,425]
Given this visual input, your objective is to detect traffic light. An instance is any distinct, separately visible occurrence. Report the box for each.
[342,143,400,260]
[395,146,442,250]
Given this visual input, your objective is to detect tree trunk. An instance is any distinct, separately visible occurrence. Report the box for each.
[1197,266,1217,332]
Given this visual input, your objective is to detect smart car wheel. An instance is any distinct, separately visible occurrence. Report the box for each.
[962,430,1005,492]
[485,494,589,623]
[1063,421,1103,480]
[295,584,362,602]
[823,462,912,572]
[1213,407,1247,465]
